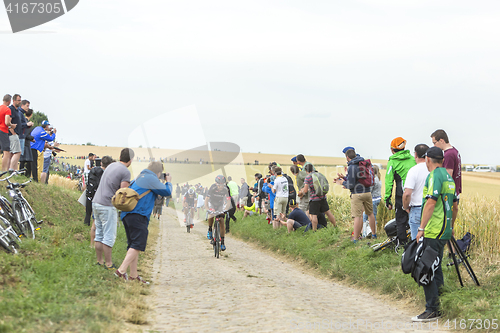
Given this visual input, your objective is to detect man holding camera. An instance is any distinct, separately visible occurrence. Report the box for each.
[115,162,172,283]
[30,120,56,182]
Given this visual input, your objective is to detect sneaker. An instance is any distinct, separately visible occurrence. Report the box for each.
[412,311,441,322]
[221,244,226,251]
[190,224,194,228]
[130,275,150,285]
[372,234,377,239]
[105,264,117,271]
[207,230,212,240]
[114,269,128,281]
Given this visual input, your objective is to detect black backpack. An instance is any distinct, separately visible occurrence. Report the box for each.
[283,173,297,199]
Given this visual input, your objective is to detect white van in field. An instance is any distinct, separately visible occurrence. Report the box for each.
[465,165,474,172]
[473,165,496,172]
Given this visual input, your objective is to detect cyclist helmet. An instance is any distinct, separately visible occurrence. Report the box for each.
[215,175,226,184]
[188,188,195,195]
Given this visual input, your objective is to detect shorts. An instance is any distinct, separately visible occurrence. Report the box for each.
[93,203,118,248]
[153,204,162,215]
[308,198,330,216]
[351,192,373,218]
[0,131,9,152]
[19,138,25,156]
[42,156,50,173]
[9,135,21,154]
[246,211,255,216]
[122,213,149,251]
[274,196,288,217]
[292,220,307,230]
[298,195,309,212]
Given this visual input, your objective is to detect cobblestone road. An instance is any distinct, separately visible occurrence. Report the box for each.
[144,209,447,333]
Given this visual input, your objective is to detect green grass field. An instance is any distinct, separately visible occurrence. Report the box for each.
[0,176,155,332]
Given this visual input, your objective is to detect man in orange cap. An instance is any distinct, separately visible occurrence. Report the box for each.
[384,137,416,245]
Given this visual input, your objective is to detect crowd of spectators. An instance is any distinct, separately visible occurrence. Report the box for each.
[0,94,59,181]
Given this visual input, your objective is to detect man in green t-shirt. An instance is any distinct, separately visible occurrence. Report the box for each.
[412,146,458,323]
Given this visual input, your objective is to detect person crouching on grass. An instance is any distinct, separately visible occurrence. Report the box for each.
[114,162,172,284]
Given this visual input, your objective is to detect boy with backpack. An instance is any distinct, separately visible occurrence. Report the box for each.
[297,163,336,231]
[334,149,377,242]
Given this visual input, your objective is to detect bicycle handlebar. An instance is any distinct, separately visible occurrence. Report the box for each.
[0,169,27,182]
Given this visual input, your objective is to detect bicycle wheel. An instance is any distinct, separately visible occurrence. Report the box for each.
[214,220,220,258]
[0,216,19,253]
[13,202,34,240]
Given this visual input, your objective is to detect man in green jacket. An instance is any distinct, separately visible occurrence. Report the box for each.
[384,137,416,245]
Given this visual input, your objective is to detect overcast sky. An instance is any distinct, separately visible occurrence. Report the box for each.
[1,0,499,164]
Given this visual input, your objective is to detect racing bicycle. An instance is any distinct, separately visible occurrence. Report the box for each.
[208,209,225,258]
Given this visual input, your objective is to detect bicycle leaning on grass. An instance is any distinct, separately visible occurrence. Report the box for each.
[0,169,42,240]
[370,218,411,254]
[0,212,20,253]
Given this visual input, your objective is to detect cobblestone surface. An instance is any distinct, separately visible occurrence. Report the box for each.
[143,209,447,332]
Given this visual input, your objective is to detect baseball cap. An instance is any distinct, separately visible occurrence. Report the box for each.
[424,146,444,159]
[390,137,406,150]
[41,120,50,126]
[291,156,297,162]
[342,146,355,154]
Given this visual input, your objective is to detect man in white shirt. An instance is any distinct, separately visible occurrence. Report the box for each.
[271,167,289,229]
[403,144,430,240]
[83,153,95,191]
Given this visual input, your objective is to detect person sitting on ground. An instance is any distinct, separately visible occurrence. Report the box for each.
[278,198,310,233]
[114,162,172,283]
[243,196,257,219]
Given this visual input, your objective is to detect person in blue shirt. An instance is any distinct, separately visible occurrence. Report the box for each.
[30,120,55,181]
[262,178,275,223]
[114,162,172,284]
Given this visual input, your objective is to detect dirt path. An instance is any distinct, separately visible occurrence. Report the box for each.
[143,209,448,332]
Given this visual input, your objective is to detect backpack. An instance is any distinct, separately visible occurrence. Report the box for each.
[311,172,329,196]
[401,239,420,274]
[402,238,440,286]
[358,159,375,188]
[283,173,297,199]
[112,188,151,212]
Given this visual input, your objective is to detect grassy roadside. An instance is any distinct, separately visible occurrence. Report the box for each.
[229,197,500,326]
[0,176,156,332]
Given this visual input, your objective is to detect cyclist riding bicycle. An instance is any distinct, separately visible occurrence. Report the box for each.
[205,175,232,251]
[183,187,198,227]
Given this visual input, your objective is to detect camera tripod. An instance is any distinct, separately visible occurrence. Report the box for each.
[446,236,480,287]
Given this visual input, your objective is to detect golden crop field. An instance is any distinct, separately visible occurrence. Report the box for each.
[57,144,500,199]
